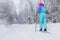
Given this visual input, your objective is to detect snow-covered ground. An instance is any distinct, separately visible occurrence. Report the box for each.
[0,23,60,40]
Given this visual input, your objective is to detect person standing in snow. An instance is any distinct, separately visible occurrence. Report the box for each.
[37,2,47,31]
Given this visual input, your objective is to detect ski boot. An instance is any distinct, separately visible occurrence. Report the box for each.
[40,29,42,31]
[44,29,47,31]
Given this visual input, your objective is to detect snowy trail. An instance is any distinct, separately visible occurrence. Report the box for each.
[0,23,60,40]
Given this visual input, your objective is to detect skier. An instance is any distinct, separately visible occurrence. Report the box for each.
[37,2,47,31]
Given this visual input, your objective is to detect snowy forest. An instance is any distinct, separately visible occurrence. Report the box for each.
[0,0,60,40]
[0,0,60,24]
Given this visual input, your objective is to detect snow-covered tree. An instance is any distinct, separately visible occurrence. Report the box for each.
[0,0,16,24]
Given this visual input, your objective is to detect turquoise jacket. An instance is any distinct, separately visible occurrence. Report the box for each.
[37,6,46,14]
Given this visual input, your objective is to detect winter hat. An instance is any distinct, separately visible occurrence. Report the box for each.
[38,2,44,6]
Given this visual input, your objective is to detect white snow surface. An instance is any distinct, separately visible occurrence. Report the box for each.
[0,23,60,40]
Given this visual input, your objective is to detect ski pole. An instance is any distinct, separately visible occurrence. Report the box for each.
[35,12,37,32]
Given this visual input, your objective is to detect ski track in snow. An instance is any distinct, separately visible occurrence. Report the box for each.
[0,23,60,40]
